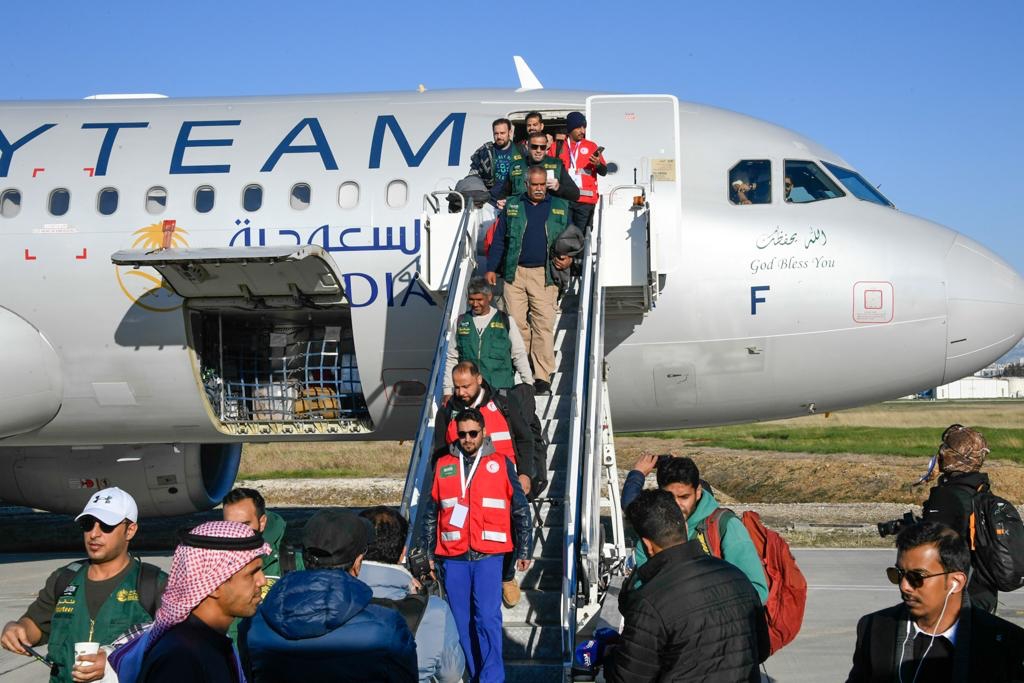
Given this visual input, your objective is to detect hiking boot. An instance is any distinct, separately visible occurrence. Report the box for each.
[534,379,551,395]
[502,579,521,608]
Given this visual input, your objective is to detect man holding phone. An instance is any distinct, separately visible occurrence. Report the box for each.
[553,111,607,231]
[490,130,579,208]
[1,487,167,683]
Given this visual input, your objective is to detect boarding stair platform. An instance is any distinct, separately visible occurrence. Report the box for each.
[401,197,630,681]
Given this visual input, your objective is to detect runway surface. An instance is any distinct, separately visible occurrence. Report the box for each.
[1,548,1022,682]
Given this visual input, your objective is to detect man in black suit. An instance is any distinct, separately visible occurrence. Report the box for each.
[847,521,1024,683]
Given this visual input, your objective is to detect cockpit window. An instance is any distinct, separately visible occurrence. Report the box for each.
[822,161,893,207]
[784,160,845,203]
[729,160,770,205]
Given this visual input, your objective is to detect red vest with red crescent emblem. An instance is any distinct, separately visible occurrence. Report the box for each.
[554,138,605,205]
[432,450,514,556]
[445,400,516,465]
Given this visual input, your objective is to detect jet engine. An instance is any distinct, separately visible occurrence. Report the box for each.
[0,443,241,517]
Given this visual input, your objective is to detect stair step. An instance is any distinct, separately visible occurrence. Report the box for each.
[518,557,564,591]
[534,394,571,420]
[503,624,563,659]
[502,588,561,624]
[504,660,565,683]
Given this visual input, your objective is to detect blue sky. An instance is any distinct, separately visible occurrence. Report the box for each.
[3,1,1021,274]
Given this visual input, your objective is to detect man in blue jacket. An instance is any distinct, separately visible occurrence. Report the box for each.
[242,509,417,683]
[621,454,769,604]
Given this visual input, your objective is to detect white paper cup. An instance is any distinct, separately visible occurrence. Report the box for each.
[74,641,100,660]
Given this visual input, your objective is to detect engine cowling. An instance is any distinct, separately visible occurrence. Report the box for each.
[0,443,241,517]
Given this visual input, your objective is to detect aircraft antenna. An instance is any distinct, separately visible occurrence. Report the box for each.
[513,56,543,92]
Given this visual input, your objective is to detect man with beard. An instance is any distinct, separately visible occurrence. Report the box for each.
[1,487,166,683]
[490,130,579,207]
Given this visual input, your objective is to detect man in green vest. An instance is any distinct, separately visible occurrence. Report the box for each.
[222,487,303,642]
[490,130,580,207]
[485,166,574,394]
[1,487,167,683]
[442,277,532,401]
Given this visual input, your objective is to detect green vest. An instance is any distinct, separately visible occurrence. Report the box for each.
[509,155,562,196]
[48,559,154,683]
[455,310,514,389]
[501,194,570,285]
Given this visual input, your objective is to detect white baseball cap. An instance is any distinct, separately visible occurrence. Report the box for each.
[75,487,139,526]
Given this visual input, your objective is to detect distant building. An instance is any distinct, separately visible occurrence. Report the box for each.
[935,376,1012,399]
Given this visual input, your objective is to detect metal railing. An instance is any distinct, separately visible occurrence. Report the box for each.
[560,213,605,668]
[400,196,476,529]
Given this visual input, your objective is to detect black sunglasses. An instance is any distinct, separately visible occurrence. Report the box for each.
[529,144,548,150]
[457,430,480,439]
[78,516,126,534]
[886,566,955,589]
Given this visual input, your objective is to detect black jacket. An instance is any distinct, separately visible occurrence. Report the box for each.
[604,540,769,682]
[846,600,1024,682]
[432,381,539,481]
[923,472,997,611]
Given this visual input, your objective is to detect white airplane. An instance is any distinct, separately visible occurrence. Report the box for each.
[0,75,1021,517]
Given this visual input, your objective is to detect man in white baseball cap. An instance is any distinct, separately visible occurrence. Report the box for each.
[1,487,167,683]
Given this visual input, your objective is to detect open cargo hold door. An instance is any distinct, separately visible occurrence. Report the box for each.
[112,246,371,436]
[587,95,681,312]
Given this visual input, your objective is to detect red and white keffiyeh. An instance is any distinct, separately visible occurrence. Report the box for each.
[147,520,270,649]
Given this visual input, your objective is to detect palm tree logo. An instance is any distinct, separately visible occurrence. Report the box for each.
[115,221,191,312]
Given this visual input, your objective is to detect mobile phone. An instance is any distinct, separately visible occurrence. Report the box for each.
[595,146,605,155]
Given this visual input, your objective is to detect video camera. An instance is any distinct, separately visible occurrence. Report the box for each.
[877,511,918,538]
[406,546,444,599]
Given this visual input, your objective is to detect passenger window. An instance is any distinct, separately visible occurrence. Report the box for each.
[784,161,845,203]
[49,189,71,216]
[146,186,167,215]
[290,183,311,210]
[1,189,21,218]
[386,180,408,208]
[728,160,770,205]
[98,188,119,215]
[195,185,215,213]
[243,184,263,212]
[338,181,359,209]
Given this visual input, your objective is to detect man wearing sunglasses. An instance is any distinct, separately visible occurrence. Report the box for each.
[490,130,580,207]
[847,521,1024,682]
[423,408,532,683]
[1,486,167,683]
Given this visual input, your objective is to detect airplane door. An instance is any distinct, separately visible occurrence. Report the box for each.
[587,95,681,275]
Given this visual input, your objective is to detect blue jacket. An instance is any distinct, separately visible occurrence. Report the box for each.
[242,569,418,683]
[359,561,465,683]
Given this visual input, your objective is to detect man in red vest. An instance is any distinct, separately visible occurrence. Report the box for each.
[554,111,607,231]
[423,409,532,683]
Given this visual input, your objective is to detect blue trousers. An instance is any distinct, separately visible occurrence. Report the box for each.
[442,555,504,682]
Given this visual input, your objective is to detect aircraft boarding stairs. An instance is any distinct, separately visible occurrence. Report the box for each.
[403,186,663,681]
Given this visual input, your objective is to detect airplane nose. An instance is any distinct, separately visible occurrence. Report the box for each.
[942,233,1024,384]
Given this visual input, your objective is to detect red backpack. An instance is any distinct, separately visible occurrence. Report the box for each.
[699,508,807,655]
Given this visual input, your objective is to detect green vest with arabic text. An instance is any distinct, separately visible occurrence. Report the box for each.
[48,558,153,683]
[456,310,514,389]
[501,195,569,286]
[509,155,563,196]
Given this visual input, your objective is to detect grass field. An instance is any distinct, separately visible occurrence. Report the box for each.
[238,400,1024,478]
[628,401,1024,461]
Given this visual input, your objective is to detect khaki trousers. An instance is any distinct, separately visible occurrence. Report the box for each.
[504,265,558,382]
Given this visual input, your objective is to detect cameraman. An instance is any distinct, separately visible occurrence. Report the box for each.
[915,424,998,613]
[358,507,465,683]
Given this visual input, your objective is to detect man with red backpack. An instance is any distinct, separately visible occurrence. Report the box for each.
[622,454,807,655]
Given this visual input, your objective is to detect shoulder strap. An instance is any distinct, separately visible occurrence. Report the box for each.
[136,561,163,618]
[697,508,735,559]
[54,559,87,598]
[279,545,296,574]
[370,593,430,635]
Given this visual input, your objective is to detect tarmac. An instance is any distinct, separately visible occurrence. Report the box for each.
[2,548,1022,681]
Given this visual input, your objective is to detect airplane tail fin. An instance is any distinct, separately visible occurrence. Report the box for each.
[513,56,543,92]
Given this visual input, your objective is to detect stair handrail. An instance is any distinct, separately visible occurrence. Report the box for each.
[560,213,603,666]
[400,200,476,528]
